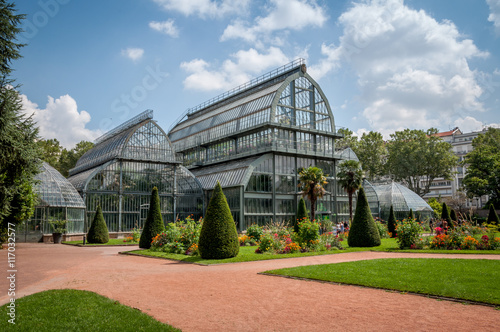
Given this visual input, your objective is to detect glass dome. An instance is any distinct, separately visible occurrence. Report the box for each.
[16,162,86,242]
[364,180,433,221]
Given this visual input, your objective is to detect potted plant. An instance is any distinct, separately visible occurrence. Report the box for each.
[49,220,67,244]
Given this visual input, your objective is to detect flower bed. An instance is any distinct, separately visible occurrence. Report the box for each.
[395,218,500,251]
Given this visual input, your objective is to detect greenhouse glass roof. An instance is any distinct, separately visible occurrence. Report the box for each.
[168,59,339,153]
[69,111,176,176]
[365,180,432,213]
[35,162,86,208]
[190,155,268,189]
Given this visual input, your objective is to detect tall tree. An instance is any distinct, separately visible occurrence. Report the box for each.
[385,128,457,197]
[336,128,358,151]
[298,166,327,221]
[337,160,363,223]
[37,138,62,169]
[356,131,386,181]
[58,140,94,177]
[462,127,500,208]
[0,1,41,243]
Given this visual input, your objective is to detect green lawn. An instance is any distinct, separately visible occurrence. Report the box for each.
[64,238,138,246]
[124,237,499,265]
[0,289,179,331]
[264,258,500,305]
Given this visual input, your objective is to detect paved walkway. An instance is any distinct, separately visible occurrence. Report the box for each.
[1,244,499,331]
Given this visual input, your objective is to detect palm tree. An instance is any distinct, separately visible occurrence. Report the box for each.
[337,160,363,224]
[298,166,328,221]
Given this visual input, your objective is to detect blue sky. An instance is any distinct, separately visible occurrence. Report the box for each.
[13,0,500,148]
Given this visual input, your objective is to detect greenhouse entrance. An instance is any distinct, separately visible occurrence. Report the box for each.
[15,208,44,242]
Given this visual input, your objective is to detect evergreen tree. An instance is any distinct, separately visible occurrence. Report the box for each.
[450,209,458,222]
[87,205,109,244]
[295,197,308,233]
[198,182,239,259]
[441,202,453,229]
[348,187,381,247]
[0,1,41,244]
[139,187,165,249]
[408,208,414,220]
[487,204,500,225]
[387,205,397,238]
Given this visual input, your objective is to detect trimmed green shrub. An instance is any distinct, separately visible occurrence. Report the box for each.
[487,204,500,225]
[198,182,239,259]
[87,205,109,244]
[441,202,453,229]
[295,197,308,233]
[387,205,397,238]
[450,209,458,222]
[348,187,381,247]
[139,187,165,249]
[408,208,414,220]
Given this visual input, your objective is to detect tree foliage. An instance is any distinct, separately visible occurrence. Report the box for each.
[387,205,397,238]
[441,202,452,228]
[38,139,94,177]
[487,204,499,225]
[139,187,165,249]
[298,166,327,221]
[295,197,308,233]
[0,1,41,243]
[198,182,239,259]
[87,205,109,244]
[462,127,500,208]
[385,128,457,197]
[58,140,94,177]
[337,160,363,223]
[427,197,442,218]
[347,187,381,247]
[336,128,358,151]
[356,131,386,181]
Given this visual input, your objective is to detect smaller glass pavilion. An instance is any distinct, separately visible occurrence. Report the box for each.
[364,180,434,221]
[16,161,86,242]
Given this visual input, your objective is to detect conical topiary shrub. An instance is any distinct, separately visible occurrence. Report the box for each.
[295,197,308,233]
[441,202,453,229]
[139,187,165,249]
[450,209,458,222]
[348,187,381,247]
[198,182,239,259]
[387,205,397,238]
[487,204,500,225]
[408,208,414,220]
[87,205,109,244]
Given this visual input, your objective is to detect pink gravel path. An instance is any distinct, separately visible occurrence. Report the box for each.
[1,243,499,331]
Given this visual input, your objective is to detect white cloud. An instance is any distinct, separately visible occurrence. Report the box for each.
[309,0,488,134]
[149,19,179,37]
[121,48,144,62]
[152,0,250,19]
[454,116,500,133]
[181,47,289,91]
[221,0,327,45]
[487,0,500,35]
[21,94,102,149]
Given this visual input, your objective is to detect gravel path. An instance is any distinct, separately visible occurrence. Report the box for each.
[1,244,499,331]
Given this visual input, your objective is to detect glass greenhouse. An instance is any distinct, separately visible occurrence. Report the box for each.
[363,180,434,221]
[16,161,86,242]
[68,110,204,234]
[168,59,351,229]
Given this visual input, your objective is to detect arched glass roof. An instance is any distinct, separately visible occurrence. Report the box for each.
[35,162,86,208]
[168,59,338,153]
[69,111,176,176]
